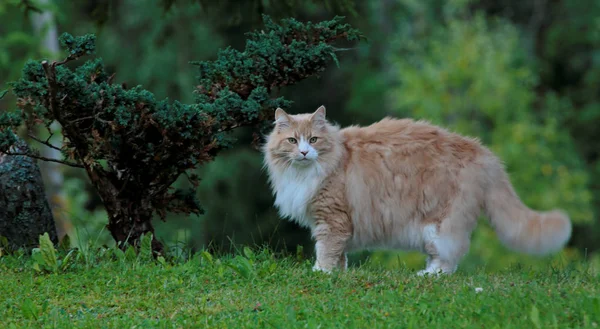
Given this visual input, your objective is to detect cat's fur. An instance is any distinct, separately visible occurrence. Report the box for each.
[263,106,572,275]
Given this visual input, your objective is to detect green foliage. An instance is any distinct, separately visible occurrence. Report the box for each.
[139,232,154,262]
[192,14,362,137]
[37,232,57,270]
[389,13,592,224]
[0,247,598,328]
[58,33,96,57]
[31,232,74,274]
[0,0,53,111]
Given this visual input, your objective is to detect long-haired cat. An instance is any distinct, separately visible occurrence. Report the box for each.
[263,105,571,275]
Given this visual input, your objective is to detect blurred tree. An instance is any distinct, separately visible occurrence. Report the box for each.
[0,1,41,107]
[57,0,224,104]
[0,0,71,240]
[469,0,600,253]
[0,16,361,254]
[161,0,357,27]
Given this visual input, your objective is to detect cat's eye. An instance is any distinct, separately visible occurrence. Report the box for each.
[287,138,297,144]
[309,137,318,143]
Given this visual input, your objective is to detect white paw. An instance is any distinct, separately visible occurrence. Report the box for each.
[417,268,443,277]
[312,263,332,273]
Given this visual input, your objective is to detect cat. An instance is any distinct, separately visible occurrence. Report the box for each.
[262,105,572,275]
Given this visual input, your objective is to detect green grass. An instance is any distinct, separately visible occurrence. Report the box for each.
[1,243,599,329]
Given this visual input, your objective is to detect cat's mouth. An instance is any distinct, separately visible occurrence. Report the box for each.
[294,157,313,164]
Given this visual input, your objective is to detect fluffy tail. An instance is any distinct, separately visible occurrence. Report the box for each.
[484,168,572,255]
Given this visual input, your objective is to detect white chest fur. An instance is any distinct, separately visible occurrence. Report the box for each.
[270,166,324,228]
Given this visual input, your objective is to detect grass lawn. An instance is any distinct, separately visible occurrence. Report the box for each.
[1,243,599,329]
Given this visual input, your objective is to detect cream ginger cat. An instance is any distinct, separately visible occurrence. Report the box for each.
[263,106,572,275]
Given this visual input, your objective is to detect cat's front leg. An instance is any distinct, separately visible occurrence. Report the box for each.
[311,223,351,273]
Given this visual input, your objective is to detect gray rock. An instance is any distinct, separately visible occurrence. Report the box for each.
[0,138,57,251]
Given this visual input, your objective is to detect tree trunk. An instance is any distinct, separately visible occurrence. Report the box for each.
[0,138,58,251]
[83,168,164,255]
[105,203,164,256]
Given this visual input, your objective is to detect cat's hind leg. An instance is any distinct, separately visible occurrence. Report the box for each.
[416,229,450,276]
[417,188,480,276]
[417,223,473,276]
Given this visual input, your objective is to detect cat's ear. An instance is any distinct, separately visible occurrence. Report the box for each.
[312,106,326,120]
[274,108,290,130]
[310,105,327,129]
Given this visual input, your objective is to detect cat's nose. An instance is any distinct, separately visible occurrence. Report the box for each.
[300,151,308,156]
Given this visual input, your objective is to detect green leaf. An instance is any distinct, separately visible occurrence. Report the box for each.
[60,250,76,272]
[20,298,38,320]
[39,232,58,273]
[31,248,45,271]
[113,247,125,262]
[139,233,153,261]
[286,306,298,325]
[0,89,7,100]
[296,245,304,261]
[243,246,255,261]
[530,305,541,329]
[592,297,600,315]
[0,235,9,251]
[329,52,340,68]
[269,262,277,274]
[58,234,71,251]
[201,251,213,265]
[227,256,254,279]
[125,245,137,261]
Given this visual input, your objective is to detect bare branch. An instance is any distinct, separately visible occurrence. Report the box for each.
[217,123,242,133]
[55,55,78,66]
[27,133,62,152]
[71,115,94,123]
[41,59,89,165]
[3,151,83,168]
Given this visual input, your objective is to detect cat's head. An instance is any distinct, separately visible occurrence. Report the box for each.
[264,105,340,169]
